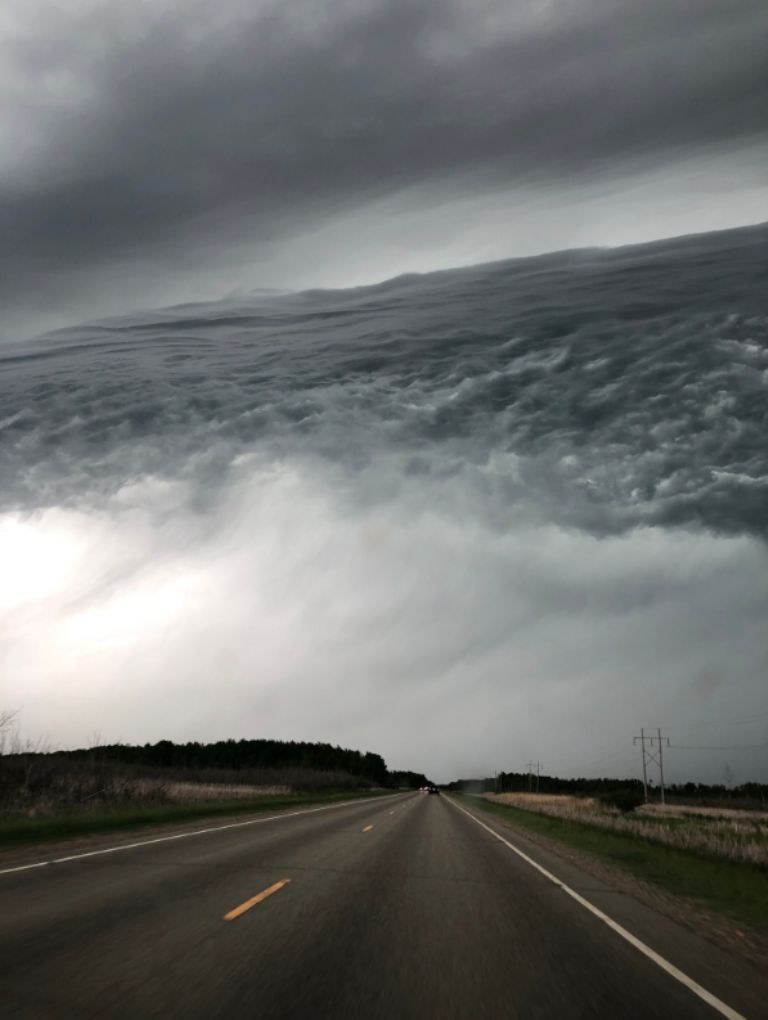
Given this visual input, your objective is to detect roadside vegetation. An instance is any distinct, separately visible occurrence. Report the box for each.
[0,724,426,849]
[0,788,393,849]
[485,792,768,867]
[459,792,768,936]
[447,770,768,812]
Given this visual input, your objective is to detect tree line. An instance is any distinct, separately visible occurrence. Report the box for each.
[445,771,768,804]
[59,738,428,789]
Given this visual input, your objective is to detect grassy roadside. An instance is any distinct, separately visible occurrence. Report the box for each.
[0,789,395,850]
[455,794,768,936]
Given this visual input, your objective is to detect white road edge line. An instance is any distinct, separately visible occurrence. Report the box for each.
[446,797,746,1020]
[0,794,400,877]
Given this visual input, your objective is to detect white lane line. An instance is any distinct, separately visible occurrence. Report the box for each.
[0,794,399,877]
[446,797,746,1020]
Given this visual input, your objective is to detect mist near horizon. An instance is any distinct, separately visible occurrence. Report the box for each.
[2,223,767,785]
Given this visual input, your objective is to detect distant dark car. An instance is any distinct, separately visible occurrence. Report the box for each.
[427,786,440,794]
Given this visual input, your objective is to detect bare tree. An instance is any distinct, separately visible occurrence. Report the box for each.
[0,710,19,756]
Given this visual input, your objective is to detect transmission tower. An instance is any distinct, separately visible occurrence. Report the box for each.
[526,760,541,794]
[633,728,669,804]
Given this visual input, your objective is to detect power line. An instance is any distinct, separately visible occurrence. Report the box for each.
[663,710,768,731]
[671,743,767,751]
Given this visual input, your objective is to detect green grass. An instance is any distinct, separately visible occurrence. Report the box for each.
[455,794,768,936]
[0,789,394,850]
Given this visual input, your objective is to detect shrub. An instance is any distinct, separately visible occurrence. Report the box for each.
[598,787,645,813]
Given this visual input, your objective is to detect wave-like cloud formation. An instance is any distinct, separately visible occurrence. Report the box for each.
[3,224,767,537]
[2,225,767,780]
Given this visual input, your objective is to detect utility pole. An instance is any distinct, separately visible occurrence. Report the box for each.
[526,761,541,794]
[633,728,669,803]
[633,728,649,803]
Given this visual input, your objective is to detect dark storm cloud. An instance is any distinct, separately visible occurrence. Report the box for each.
[2,218,767,780]
[2,3,767,781]
[2,0,766,327]
[3,223,766,542]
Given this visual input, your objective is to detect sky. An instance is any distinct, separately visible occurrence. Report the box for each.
[2,0,767,339]
[1,1,767,785]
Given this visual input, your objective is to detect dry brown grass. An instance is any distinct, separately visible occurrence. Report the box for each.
[166,781,290,801]
[486,792,768,867]
[640,802,768,823]
[0,754,366,818]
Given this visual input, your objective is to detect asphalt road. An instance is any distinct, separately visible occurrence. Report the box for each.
[0,793,764,1019]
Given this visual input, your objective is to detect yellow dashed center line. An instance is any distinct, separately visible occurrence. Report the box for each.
[223,879,290,921]
[362,824,374,832]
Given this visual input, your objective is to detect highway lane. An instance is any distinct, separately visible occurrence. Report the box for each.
[0,792,764,1019]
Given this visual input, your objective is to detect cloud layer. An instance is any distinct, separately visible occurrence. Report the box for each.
[2,1,766,780]
[2,225,767,781]
[2,0,767,335]
[3,464,767,782]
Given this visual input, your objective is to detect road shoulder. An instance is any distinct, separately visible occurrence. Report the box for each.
[448,795,768,1020]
